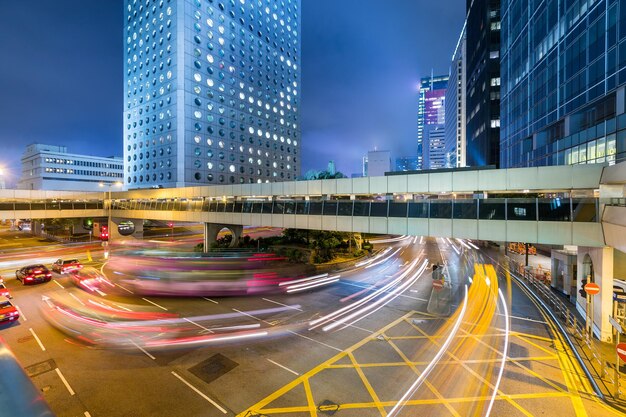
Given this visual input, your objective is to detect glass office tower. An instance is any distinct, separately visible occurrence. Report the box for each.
[124,0,301,189]
[417,75,449,170]
[501,0,626,168]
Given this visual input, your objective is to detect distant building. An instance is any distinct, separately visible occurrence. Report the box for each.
[466,0,500,167]
[18,144,123,191]
[395,157,418,172]
[366,150,391,176]
[327,160,336,176]
[423,126,447,169]
[445,25,467,168]
[362,156,368,177]
[417,74,449,169]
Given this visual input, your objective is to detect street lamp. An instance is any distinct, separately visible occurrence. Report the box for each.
[99,182,122,244]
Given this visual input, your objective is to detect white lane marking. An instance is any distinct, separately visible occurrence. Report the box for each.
[184,317,213,333]
[202,297,218,304]
[267,358,299,376]
[142,298,168,311]
[29,328,46,351]
[52,280,64,289]
[84,412,92,417]
[262,298,302,311]
[15,305,26,321]
[55,368,75,396]
[499,314,547,324]
[171,371,227,414]
[130,340,156,360]
[287,330,342,352]
[115,282,134,294]
[69,292,85,306]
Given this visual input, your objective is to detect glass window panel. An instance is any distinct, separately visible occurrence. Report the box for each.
[309,202,323,215]
[538,198,571,221]
[408,202,429,218]
[507,198,537,221]
[353,201,370,216]
[273,202,285,214]
[233,202,243,213]
[295,201,309,215]
[322,201,337,216]
[572,198,597,222]
[430,200,452,218]
[587,140,596,162]
[337,201,353,216]
[284,201,296,214]
[242,202,253,213]
[571,146,579,164]
[224,203,235,212]
[370,202,388,217]
[453,200,477,219]
[262,202,273,214]
[251,202,262,213]
[388,202,408,218]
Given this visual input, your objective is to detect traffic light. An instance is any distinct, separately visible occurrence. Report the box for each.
[168,222,174,228]
[579,277,588,298]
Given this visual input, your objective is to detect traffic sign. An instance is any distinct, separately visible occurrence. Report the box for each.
[432,279,444,291]
[584,282,600,295]
[617,343,626,362]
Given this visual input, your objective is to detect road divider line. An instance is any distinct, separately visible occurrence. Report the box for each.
[52,280,64,289]
[171,371,227,414]
[262,298,302,311]
[287,330,342,352]
[142,298,168,311]
[267,358,299,376]
[55,368,75,395]
[29,328,46,351]
[86,251,92,262]
[69,292,85,306]
[84,412,92,417]
[130,340,156,360]
[202,297,218,304]
[15,305,26,321]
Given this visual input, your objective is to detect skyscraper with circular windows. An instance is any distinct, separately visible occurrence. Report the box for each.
[124,0,301,189]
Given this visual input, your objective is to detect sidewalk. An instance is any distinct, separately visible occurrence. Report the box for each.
[501,252,626,411]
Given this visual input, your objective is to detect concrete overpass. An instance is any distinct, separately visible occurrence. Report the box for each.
[0,163,622,248]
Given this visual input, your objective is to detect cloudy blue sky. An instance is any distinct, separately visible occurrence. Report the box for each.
[0,1,465,183]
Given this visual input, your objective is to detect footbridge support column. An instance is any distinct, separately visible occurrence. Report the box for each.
[203,223,243,252]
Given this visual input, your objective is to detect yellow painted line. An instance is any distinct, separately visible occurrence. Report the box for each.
[508,331,554,342]
[513,333,559,356]
[237,311,417,417]
[87,250,92,262]
[347,352,386,416]
[303,379,318,417]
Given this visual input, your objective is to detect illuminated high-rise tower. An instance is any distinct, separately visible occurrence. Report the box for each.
[417,74,448,169]
[123,0,301,189]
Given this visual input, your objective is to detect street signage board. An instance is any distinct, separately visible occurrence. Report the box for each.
[584,282,600,295]
[432,280,444,291]
[610,317,623,334]
[617,343,626,362]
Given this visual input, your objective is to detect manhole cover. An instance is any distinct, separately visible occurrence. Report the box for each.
[25,359,56,378]
[188,353,238,385]
[317,400,340,415]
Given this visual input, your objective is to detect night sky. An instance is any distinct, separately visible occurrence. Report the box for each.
[0,1,464,184]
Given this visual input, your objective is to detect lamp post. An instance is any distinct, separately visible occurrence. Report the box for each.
[99,182,122,243]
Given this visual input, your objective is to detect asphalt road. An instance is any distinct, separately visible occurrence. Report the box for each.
[0,236,622,417]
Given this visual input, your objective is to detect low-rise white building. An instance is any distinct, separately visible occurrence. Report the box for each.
[18,144,123,191]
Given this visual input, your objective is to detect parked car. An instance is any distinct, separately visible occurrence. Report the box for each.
[51,259,83,274]
[15,265,52,285]
[0,299,19,323]
[0,279,12,299]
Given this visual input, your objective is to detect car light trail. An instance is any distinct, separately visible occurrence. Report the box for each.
[286,275,340,293]
[388,285,469,417]
[485,288,510,417]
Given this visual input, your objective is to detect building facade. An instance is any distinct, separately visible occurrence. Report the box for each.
[417,74,449,169]
[395,156,418,172]
[423,125,447,169]
[18,144,123,191]
[501,0,626,168]
[366,150,391,176]
[466,0,501,168]
[445,26,467,168]
[124,0,301,189]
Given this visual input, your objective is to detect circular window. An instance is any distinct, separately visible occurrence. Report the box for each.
[194,172,201,180]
